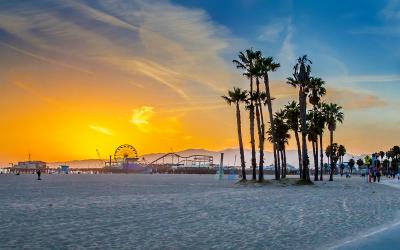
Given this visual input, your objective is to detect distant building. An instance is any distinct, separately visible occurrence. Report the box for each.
[15,161,46,169]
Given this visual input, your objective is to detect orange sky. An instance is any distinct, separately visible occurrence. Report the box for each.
[0,0,399,164]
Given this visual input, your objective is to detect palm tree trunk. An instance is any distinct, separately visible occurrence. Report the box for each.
[236,102,246,181]
[264,73,279,180]
[314,139,319,181]
[319,134,323,181]
[255,102,263,181]
[277,149,281,178]
[280,150,284,177]
[256,79,264,182]
[249,78,257,180]
[294,131,302,178]
[283,149,287,178]
[299,88,309,181]
[329,130,334,181]
[312,141,315,178]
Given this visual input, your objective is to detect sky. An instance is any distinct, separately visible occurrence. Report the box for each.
[0,0,399,163]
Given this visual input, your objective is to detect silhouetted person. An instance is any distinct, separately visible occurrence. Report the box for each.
[36,169,41,180]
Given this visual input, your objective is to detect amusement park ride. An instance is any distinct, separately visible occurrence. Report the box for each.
[100,144,215,173]
[101,144,139,168]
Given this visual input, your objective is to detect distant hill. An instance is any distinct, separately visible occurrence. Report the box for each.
[45,148,365,169]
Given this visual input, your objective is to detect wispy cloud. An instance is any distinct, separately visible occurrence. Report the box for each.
[130,106,154,127]
[88,124,114,136]
[129,106,184,136]
[0,0,234,102]
[8,79,63,108]
[277,18,295,75]
[381,0,400,20]
[327,74,400,84]
[269,81,388,110]
[101,57,189,100]
[325,87,387,110]
[258,19,287,42]
[0,41,93,75]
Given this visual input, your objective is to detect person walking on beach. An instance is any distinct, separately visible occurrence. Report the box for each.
[36,169,41,180]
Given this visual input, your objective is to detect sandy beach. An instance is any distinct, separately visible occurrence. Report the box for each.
[1,174,400,249]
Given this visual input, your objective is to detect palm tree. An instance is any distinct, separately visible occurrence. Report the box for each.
[307,109,319,181]
[338,144,346,176]
[317,103,327,180]
[287,55,313,181]
[391,146,400,176]
[283,101,302,177]
[254,90,266,182]
[308,106,326,181]
[233,49,259,180]
[329,143,340,179]
[308,77,326,106]
[325,146,330,168]
[222,87,248,181]
[252,53,267,182]
[259,56,280,180]
[276,110,290,178]
[308,77,326,181]
[267,110,290,178]
[325,103,344,181]
[348,159,355,174]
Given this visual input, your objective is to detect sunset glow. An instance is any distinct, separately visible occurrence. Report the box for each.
[0,0,399,163]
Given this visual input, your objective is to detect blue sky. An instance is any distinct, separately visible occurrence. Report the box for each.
[174,0,399,75]
[0,0,399,161]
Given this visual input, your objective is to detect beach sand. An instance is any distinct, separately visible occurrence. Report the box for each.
[1,174,400,249]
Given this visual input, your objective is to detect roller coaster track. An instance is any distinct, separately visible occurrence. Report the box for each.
[147,153,213,166]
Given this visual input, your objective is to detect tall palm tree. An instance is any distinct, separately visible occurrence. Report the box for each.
[222,87,248,181]
[233,49,259,180]
[253,53,267,182]
[257,91,268,181]
[259,56,280,180]
[252,90,266,182]
[325,103,344,181]
[308,77,326,181]
[287,55,312,181]
[283,101,301,177]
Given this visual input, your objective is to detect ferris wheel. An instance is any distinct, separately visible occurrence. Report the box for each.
[114,144,138,162]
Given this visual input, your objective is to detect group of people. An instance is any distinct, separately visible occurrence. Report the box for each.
[367,167,382,183]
